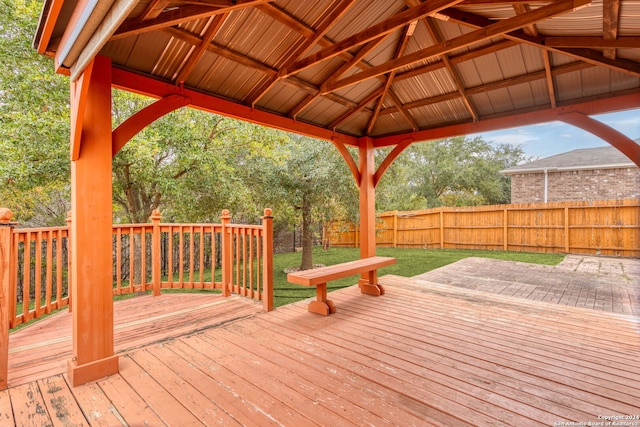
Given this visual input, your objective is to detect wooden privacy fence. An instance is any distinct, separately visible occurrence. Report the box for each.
[328,199,639,258]
[0,208,274,330]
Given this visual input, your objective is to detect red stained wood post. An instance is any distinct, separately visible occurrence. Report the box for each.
[0,208,16,390]
[67,56,119,387]
[261,208,274,312]
[358,137,384,296]
[66,211,73,312]
[220,210,232,297]
[151,210,162,296]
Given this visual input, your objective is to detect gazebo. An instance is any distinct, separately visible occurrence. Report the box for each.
[31,0,640,387]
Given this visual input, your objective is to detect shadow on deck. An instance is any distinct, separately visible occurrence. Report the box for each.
[2,274,639,426]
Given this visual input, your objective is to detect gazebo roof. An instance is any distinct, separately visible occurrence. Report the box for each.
[33,0,640,148]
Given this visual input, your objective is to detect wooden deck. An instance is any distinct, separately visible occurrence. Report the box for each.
[2,276,639,426]
[7,293,262,388]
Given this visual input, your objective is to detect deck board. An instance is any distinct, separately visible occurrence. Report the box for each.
[3,275,639,426]
[8,293,262,387]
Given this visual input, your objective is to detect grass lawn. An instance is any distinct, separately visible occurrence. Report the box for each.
[273,247,565,308]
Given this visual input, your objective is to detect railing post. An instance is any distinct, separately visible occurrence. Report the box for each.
[261,209,274,312]
[151,210,162,296]
[66,211,73,313]
[220,210,232,297]
[0,208,17,390]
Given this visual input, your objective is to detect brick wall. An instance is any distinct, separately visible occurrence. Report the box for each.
[510,167,640,203]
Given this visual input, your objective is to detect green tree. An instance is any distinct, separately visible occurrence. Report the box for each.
[244,135,357,270]
[112,90,247,224]
[0,0,71,225]
[378,136,526,210]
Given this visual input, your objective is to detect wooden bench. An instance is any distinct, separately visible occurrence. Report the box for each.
[286,256,396,315]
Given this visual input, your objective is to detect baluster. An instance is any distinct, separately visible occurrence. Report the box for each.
[45,230,53,313]
[151,210,161,296]
[221,210,232,297]
[34,231,42,317]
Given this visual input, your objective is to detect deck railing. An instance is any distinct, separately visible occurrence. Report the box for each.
[0,208,273,387]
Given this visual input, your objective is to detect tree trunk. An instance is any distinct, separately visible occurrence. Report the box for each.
[299,195,313,270]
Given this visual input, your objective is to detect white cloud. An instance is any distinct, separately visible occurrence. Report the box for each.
[471,108,640,158]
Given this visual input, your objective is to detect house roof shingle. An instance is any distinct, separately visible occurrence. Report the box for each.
[501,145,638,175]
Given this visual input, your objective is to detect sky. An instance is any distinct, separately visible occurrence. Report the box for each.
[472,108,640,160]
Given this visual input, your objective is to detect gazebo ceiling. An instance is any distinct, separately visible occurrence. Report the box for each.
[35,0,640,147]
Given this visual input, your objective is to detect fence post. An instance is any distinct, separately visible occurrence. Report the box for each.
[220,210,232,297]
[503,208,508,251]
[261,209,274,312]
[0,208,16,390]
[151,210,162,296]
[439,209,445,249]
[393,213,398,248]
[564,206,570,253]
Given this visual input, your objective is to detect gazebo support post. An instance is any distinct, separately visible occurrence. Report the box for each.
[67,56,119,387]
[357,137,384,296]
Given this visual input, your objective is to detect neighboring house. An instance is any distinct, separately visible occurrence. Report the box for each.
[501,145,640,204]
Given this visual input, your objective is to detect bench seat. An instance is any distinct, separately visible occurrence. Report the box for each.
[287,256,396,315]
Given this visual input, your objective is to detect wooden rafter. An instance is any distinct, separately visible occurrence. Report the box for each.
[173,13,229,84]
[423,17,477,122]
[324,0,591,94]
[162,26,277,75]
[386,91,419,131]
[379,62,592,116]
[161,26,360,111]
[254,1,457,126]
[393,39,519,83]
[288,36,388,119]
[112,1,271,40]
[366,24,415,135]
[329,88,385,130]
[541,36,640,49]
[245,0,358,107]
[257,2,420,81]
[140,0,172,21]
[512,3,537,37]
[512,4,556,108]
[603,0,621,59]
[442,8,640,78]
[542,52,557,108]
[285,0,466,78]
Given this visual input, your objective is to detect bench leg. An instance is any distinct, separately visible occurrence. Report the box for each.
[359,271,385,296]
[307,283,336,316]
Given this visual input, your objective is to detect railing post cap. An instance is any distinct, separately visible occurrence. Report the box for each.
[263,208,273,217]
[0,208,13,223]
[221,209,231,217]
[150,209,161,220]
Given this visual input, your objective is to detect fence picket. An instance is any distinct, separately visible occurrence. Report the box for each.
[329,199,639,257]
